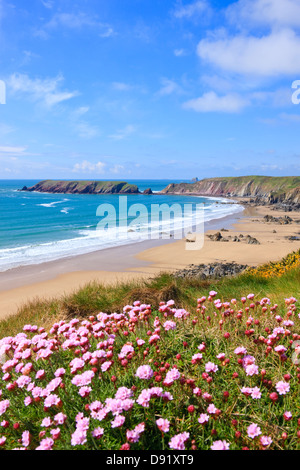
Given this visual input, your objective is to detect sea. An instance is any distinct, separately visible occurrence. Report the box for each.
[0,179,244,272]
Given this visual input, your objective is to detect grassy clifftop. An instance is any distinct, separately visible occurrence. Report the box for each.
[161,176,300,204]
[21,180,140,194]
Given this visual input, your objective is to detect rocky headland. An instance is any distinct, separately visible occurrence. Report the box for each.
[160,175,300,211]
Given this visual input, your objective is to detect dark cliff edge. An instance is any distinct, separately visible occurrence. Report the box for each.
[160,176,300,210]
[20,180,141,195]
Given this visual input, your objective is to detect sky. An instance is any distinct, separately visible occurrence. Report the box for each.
[0,0,300,181]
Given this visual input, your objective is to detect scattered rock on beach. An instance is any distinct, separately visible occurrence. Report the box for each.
[173,262,251,280]
[245,235,260,245]
[207,231,260,244]
[263,214,293,224]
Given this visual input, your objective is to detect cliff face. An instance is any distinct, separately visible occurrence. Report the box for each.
[21,180,140,195]
[161,176,300,205]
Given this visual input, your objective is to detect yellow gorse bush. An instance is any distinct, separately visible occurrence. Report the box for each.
[248,249,300,278]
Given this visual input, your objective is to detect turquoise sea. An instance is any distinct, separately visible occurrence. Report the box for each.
[0,180,244,272]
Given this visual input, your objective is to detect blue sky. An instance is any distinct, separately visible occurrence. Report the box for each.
[0,0,300,180]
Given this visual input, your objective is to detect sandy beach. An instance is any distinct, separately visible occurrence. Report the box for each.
[0,201,300,320]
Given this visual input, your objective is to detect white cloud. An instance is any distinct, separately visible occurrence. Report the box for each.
[174,48,187,57]
[37,12,115,38]
[112,82,132,92]
[226,0,300,29]
[197,29,300,77]
[173,1,210,20]
[157,78,183,96]
[73,160,106,173]
[183,91,249,112]
[0,123,14,136]
[8,73,79,107]
[40,0,54,8]
[109,125,136,140]
[0,145,26,154]
[75,122,100,139]
[110,164,125,174]
[70,107,100,139]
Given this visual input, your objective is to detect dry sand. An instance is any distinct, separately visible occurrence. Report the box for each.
[0,202,299,320]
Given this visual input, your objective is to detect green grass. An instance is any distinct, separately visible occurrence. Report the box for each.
[1,260,299,340]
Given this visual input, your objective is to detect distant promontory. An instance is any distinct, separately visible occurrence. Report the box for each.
[20,180,141,195]
[160,175,300,208]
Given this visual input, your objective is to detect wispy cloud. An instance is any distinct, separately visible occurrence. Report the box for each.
[40,0,54,9]
[72,160,106,173]
[109,124,136,140]
[110,164,125,174]
[7,73,79,108]
[70,107,101,139]
[174,48,187,57]
[111,82,133,92]
[183,91,249,113]
[36,12,115,39]
[0,145,26,154]
[157,78,184,96]
[173,1,211,20]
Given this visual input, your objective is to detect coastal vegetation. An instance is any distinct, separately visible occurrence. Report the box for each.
[0,251,300,450]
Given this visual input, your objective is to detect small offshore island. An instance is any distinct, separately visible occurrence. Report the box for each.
[20,179,153,195]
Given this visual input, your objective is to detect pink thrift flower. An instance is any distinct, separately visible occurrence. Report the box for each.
[22,431,30,448]
[126,422,145,443]
[111,415,126,428]
[101,361,113,372]
[135,365,153,380]
[44,394,60,409]
[216,353,225,360]
[198,413,209,424]
[245,364,259,376]
[78,386,92,398]
[207,404,217,414]
[234,346,247,356]
[92,427,104,439]
[164,367,180,385]
[211,440,230,450]
[41,417,53,428]
[275,381,290,395]
[260,436,272,447]
[274,345,287,354]
[241,387,252,396]
[283,411,292,421]
[156,418,170,433]
[169,432,190,450]
[115,387,133,400]
[250,387,262,399]
[50,428,61,441]
[54,368,66,377]
[205,362,218,373]
[247,423,262,439]
[35,370,45,380]
[163,321,177,331]
[0,400,10,416]
[36,437,54,450]
[191,353,202,364]
[137,389,152,408]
